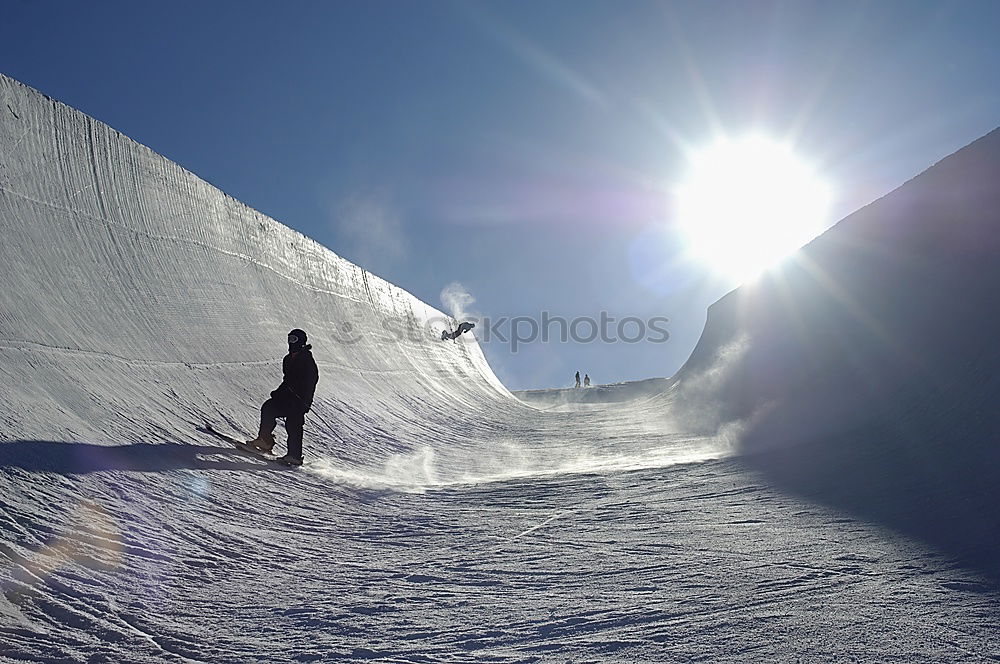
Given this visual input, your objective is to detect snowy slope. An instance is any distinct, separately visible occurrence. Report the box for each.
[0,71,516,475]
[2,72,1000,663]
[675,127,1000,577]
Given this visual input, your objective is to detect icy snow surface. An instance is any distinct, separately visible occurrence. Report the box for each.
[2,73,1000,662]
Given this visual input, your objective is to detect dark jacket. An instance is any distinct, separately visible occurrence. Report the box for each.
[273,348,320,412]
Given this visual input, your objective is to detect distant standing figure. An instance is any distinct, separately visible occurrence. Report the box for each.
[245,328,320,466]
[584,374,591,387]
[575,371,581,388]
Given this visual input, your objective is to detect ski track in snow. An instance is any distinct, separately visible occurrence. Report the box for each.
[2,74,1000,662]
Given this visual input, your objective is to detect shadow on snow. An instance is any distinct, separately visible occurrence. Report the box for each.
[0,439,282,474]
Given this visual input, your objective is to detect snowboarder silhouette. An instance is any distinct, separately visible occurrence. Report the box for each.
[574,371,581,388]
[441,321,476,341]
[584,374,591,387]
[246,328,319,466]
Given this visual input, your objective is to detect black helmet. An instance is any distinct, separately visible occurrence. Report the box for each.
[288,328,307,351]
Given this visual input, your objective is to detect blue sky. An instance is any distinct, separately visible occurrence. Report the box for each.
[3,0,999,389]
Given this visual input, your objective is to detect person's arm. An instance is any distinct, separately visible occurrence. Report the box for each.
[271,355,291,396]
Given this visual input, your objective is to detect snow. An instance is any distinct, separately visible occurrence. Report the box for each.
[2,72,1000,662]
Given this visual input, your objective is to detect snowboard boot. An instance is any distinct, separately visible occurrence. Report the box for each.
[246,433,276,453]
[275,454,303,467]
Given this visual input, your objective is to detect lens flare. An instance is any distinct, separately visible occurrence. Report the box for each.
[676,135,832,282]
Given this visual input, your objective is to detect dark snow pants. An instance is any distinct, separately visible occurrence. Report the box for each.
[258,395,305,459]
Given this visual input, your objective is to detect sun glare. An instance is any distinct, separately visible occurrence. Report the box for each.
[676,136,832,283]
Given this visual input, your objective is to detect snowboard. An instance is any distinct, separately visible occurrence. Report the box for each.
[199,424,303,467]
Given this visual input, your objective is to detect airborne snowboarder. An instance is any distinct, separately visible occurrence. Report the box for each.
[245,328,320,466]
[441,321,476,341]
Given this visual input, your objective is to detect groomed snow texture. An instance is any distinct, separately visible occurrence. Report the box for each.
[2,73,1000,662]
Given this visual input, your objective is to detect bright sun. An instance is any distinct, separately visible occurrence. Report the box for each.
[676,135,832,283]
